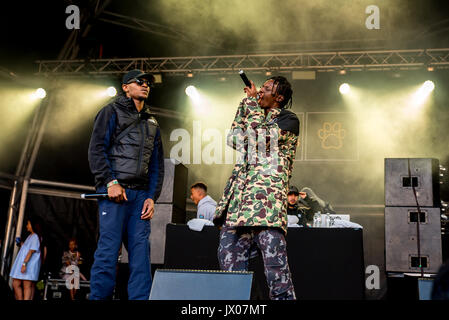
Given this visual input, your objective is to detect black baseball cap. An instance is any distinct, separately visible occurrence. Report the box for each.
[288,186,299,195]
[122,69,155,84]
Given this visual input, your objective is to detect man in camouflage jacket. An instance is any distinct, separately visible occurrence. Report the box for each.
[213,76,299,300]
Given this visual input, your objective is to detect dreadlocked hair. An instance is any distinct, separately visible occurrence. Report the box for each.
[269,76,293,109]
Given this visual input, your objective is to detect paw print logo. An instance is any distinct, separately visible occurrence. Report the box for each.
[318,122,346,150]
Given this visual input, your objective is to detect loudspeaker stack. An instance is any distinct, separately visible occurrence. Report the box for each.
[385,158,442,274]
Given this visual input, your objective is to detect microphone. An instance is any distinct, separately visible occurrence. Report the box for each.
[239,70,260,101]
[239,70,252,88]
[81,193,109,199]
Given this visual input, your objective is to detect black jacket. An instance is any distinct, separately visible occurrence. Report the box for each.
[88,95,164,201]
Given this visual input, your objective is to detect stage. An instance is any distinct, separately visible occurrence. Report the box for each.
[163,224,365,300]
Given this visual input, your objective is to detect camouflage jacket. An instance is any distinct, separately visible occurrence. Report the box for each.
[213,97,300,234]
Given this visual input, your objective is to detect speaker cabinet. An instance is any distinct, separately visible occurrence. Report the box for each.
[385,158,440,207]
[385,207,442,273]
[150,159,188,264]
[149,269,253,300]
[150,204,185,264]
[156,159,188,212]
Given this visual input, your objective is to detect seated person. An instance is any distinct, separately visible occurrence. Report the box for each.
[190,182,217,221]
[59,238,87,300]
[298,187,337,224]
[286,186,307,227]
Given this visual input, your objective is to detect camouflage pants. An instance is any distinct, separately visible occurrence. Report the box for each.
[218,226,296,300]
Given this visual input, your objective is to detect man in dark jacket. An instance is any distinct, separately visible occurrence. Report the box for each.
[288,186,336,225]
[286,186,307,226]
[88,69,164,300]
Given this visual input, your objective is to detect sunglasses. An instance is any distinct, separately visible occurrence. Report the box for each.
[127,78,154,87]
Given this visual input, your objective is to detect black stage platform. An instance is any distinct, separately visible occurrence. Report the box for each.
[164,224,365,300]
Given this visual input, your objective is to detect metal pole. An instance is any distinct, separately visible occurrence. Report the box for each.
[9,90,54,270]
[0,180,19,277]
[10,179,29,266]
[0,92,43,279]
[29,179,95,191]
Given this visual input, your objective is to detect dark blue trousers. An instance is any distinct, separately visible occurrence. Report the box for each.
[89,187,152,300]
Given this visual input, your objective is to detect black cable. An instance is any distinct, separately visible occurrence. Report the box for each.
[408,158,424,277]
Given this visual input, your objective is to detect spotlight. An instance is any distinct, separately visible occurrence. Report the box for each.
[186,72,194,78]
[185,85,207,114]
[35,88,46,99]
[106,87,117,97]
[36,88,46,98]
[411,80,435,107]
[339,83,350,95]
[423,80,435,92]
[265,71,272,76]
[339,69,347,75]
[427,66,434,72]
[30,88,46,100]
[185,85,200,100]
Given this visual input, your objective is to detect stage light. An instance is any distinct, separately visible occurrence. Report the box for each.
[186,72,194,78]
[423,80,435,92]
[106,86,117,97]
[185,85,202,105]
[339,69,347,75]
[36,88,46,99]
[185,85,210,115]
[414,80,434,99]
[185,85,199,98]
[30,88,46,100]
[265,71,272,76]
[427,66,434,72]
[410,80,435,108]
[339,83,350,95]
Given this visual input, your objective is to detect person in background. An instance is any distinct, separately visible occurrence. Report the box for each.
[9,216,44,300]
[298,187,336,224]
[286,186,307,227]
[190,182,217,221]
[60,238,87,300]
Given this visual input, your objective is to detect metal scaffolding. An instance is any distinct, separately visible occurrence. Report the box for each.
[36,48,449,77]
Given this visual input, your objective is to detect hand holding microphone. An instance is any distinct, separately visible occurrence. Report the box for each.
[239,70,258,99]
[107,183,128,203]
[81,181,128,203]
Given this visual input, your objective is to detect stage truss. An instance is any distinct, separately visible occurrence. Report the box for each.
[37,48,449,77]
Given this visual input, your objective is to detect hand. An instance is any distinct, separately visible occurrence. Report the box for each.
[141,198,155,220]
[243,80,258,99]
[108,184,128,203]
[21,265,26,273]
[299,192,307,199]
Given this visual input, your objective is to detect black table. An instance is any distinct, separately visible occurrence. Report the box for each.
[164,224,365,300]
